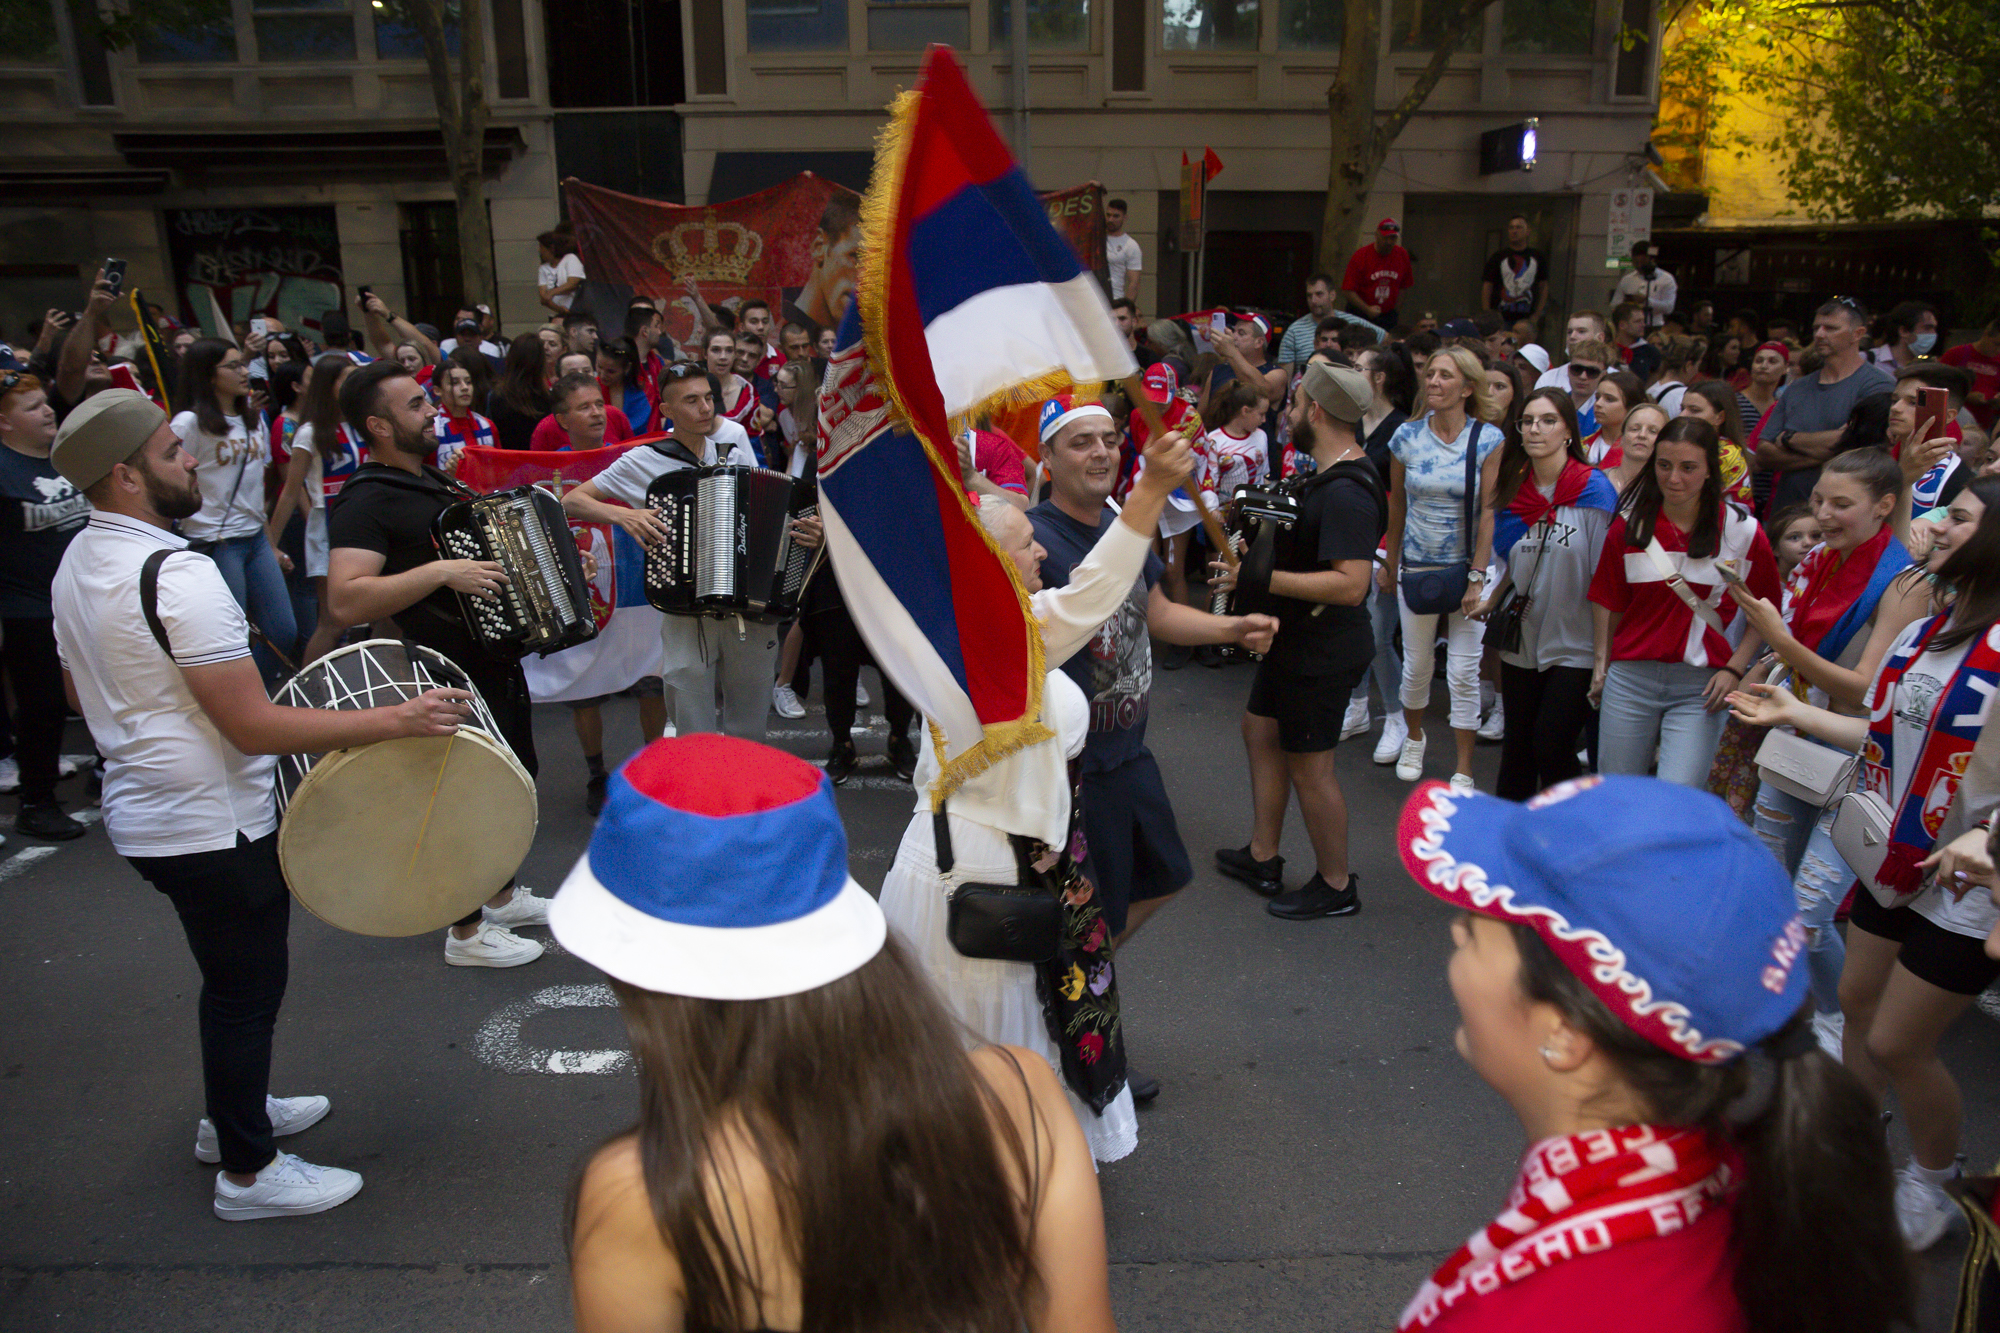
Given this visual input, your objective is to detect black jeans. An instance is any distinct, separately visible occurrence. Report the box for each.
[808,601,913,749]
[127,830,291,1175]
[1496,663,1594,801]
[453,656,538,928]
[2,616,66,806]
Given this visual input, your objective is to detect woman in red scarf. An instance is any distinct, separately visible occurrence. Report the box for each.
[1395,775,1907,1333]
[1472,388,1619,799]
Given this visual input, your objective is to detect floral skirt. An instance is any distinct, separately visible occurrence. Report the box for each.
[1706,713,1768,821]
[879,810,1138,1165]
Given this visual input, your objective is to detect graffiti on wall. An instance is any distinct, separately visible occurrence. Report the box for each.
[163,207,346,337]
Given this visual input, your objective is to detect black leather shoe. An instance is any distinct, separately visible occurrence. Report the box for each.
[17,802,85,842]
[584,773,608,817]
[1159,643,1193,671]
[826,741,858,786]
[1215,844,1284,897]
[887,733,917,783]
[1267,872,1360,920]
[1128,1069,1160,1105]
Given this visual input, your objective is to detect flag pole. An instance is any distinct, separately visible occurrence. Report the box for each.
[1120,374,1237,570]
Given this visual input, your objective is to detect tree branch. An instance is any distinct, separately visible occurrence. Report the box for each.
[1376,0,1502,158]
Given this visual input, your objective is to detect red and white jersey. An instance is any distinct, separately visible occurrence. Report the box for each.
[1589,505,1779,668]
[718,377,760,430]
[1206,425,1268,497]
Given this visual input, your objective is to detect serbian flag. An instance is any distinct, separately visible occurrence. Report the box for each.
[455,444,665,704]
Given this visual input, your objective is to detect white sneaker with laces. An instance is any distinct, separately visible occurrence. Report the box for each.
[1395,733,1428,782]
[1373,713,1408,765]
[482,885,550,928]
[1341,698,1370,741]
[196,1094,331,1163]
[445,921,544,968]
[1811,1009,1844,1060]
[1449,772,1477,796]
[1477,700,1505,742]
[771,684,807,719]
[1894,1163,1959,1251]
[213,1151,362,1221]
[856,681,871,707]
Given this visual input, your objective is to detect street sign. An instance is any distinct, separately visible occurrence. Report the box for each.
[1605,186,1654,269]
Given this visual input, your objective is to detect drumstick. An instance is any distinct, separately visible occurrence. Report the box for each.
[1121,374,1237,570]
[405,730,457,881]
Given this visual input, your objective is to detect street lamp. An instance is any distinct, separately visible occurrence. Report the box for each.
[1479,118,1539,175]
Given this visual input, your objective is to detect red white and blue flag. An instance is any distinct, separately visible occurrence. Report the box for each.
[816,45,1135,803]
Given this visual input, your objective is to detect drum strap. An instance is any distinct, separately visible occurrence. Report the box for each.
[139,548,176,658]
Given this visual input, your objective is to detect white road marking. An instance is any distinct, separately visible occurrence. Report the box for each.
[471,982,631,1075]
[0,808,103,884]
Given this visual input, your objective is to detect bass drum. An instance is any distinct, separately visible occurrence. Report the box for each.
[273,639,537,937]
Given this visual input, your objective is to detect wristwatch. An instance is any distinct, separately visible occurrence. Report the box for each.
[1467,569,1489,585]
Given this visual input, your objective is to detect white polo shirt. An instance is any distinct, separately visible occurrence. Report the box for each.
[53,512,276,857]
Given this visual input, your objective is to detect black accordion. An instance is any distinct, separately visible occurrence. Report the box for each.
[643,465,815,623]
[432,485,597,658]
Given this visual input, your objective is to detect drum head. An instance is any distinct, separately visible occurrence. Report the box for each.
[279,729,537,937]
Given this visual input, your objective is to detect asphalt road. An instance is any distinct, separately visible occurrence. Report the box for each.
[3,656,1994,1331]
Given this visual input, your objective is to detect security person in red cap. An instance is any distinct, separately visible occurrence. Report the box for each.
[1342,218,1415,335]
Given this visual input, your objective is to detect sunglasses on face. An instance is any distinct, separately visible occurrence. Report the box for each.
[1570,365,1604,378]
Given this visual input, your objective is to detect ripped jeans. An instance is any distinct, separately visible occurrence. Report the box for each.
[1752,782,1854,1015]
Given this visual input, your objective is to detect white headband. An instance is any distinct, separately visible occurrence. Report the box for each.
[1040,403,1113,444]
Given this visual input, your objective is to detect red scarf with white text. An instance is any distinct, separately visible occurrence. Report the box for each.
[1398,1125,1734,1330]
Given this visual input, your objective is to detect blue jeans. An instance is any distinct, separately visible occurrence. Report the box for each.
[1752,782,1852,1014]
[1349,578,1403,714]
[203,531,297,684]
[1597,660,1727,788]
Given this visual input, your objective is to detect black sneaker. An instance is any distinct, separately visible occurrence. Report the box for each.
[825,740,858,786]
[1267,872,1360,920]
[1159,643,1193,671]
[17,802,85,842]
[1127,1069,1161,1105]
[584,773,608,817]
[886,733,917,783]
[1215,844,1284,897]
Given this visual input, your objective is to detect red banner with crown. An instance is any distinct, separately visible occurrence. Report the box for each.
[564,174,862,353]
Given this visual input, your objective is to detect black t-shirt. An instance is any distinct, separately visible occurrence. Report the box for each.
[325,461,498,672]
[0,445,89,617]
[1262,467,1381,676]
[1027,502,1164,775]
[485,393,543,452]
[1362,409,1407,494]
[1482,247,1549,319]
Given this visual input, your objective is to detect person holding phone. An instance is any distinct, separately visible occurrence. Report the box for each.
[1888,363,1975,516]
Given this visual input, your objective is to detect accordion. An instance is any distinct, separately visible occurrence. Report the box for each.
[643,465,814,624]
[432,485,598,658]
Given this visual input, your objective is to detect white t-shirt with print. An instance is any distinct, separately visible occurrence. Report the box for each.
[170,410,265,542]
[1106,233,1142,300]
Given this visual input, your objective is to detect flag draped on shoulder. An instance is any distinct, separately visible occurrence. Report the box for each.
[817,44,1136,807]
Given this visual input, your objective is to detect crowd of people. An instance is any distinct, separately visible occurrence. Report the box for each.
[7,219,2000,1333]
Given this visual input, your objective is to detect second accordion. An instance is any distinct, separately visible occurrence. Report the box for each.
[432,485,598,658]
[643,464,814,623]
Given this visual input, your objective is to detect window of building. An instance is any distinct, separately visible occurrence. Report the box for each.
[1277,0,1341,49]
[2,0,61,61]
[990,0,1091,49]
[1162,0,1259,50]
[1502,0,1594,54]
[869,1,969,50]
[1389,0,1483,51]
[748,0,850,49]
[134,11,240,62]
[374,0,460,59]
[254,0,358,61]
[1613,0,1654,94]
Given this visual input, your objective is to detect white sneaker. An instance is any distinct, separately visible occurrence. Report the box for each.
[771,684,806,719]
[1477,700,1505,742]
[856,681,870,707]
[1811,1009,1845,1060]
[1450,772,1477,796]
[1341,698,1371,741]
[444,921,544,968]
[196,1094,331,1163]
[0,756,17,794]
[1373,714,1409,765]
[482,885,550,928]
[1894,1163,1959,1251]
[1395,733,1428,782]
[213,1151,362,1221]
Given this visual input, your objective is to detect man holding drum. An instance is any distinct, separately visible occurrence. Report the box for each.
[49,388,475,1220]
[325,361,554,968]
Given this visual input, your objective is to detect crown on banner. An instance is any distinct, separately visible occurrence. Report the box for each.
[654,214,764,285]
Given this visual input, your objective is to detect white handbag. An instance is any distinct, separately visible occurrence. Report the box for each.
[1755,728,1860,806]
[1830,788,1917,909]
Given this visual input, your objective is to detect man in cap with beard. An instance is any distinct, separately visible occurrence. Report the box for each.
[50,388,474,1219]
[324,359,553,968]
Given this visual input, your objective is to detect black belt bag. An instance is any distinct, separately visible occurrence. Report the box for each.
[935,805,1062,964]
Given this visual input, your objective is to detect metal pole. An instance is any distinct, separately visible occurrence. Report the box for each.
[1011,0,1030,173]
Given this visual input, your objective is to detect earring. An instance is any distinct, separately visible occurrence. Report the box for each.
[1540,1045,1558,1062]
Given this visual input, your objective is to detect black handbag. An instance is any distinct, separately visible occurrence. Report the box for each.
[935,806,1062,963]
[1482,511,1552,655]
[1399,421,1482,615]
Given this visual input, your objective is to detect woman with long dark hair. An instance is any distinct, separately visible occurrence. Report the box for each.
[1393,775,1909,1333]
[1589,417,1779,787]
[1472,389,1617,799]
[1678,379,1755,506]
[557,736,1115,1333]
[269,352,362,665]
[705,327,759,432]
[1583,368,1643,464]
[262,359,316,650]
[1730,476,2000,1250]
[1344,343,1414,760]
[172,338,296,674]
[487,332,553,450]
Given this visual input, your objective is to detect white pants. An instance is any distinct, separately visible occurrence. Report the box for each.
[1397,584,1483,732]
[663,617,780,740]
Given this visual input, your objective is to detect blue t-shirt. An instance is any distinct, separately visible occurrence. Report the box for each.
[0,445,88,618]
[1027,501,1163,775]
[1387,414,1503,566]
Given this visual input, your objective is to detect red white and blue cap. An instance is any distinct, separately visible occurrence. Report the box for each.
[1039,391,1113,443]
[1398,775,1809,1064]
[550,735,885,1000]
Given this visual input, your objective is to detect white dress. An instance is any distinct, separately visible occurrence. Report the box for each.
[876,519,1153,1165]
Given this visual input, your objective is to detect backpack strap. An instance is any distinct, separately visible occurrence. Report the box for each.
[139,548,175,658]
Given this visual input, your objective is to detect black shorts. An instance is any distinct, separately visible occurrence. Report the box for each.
[1080,752,1193,937]
[1246,657,1370,754]
[1848,890,2000,996]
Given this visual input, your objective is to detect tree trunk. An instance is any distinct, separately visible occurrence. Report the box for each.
[409,0,496,316]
